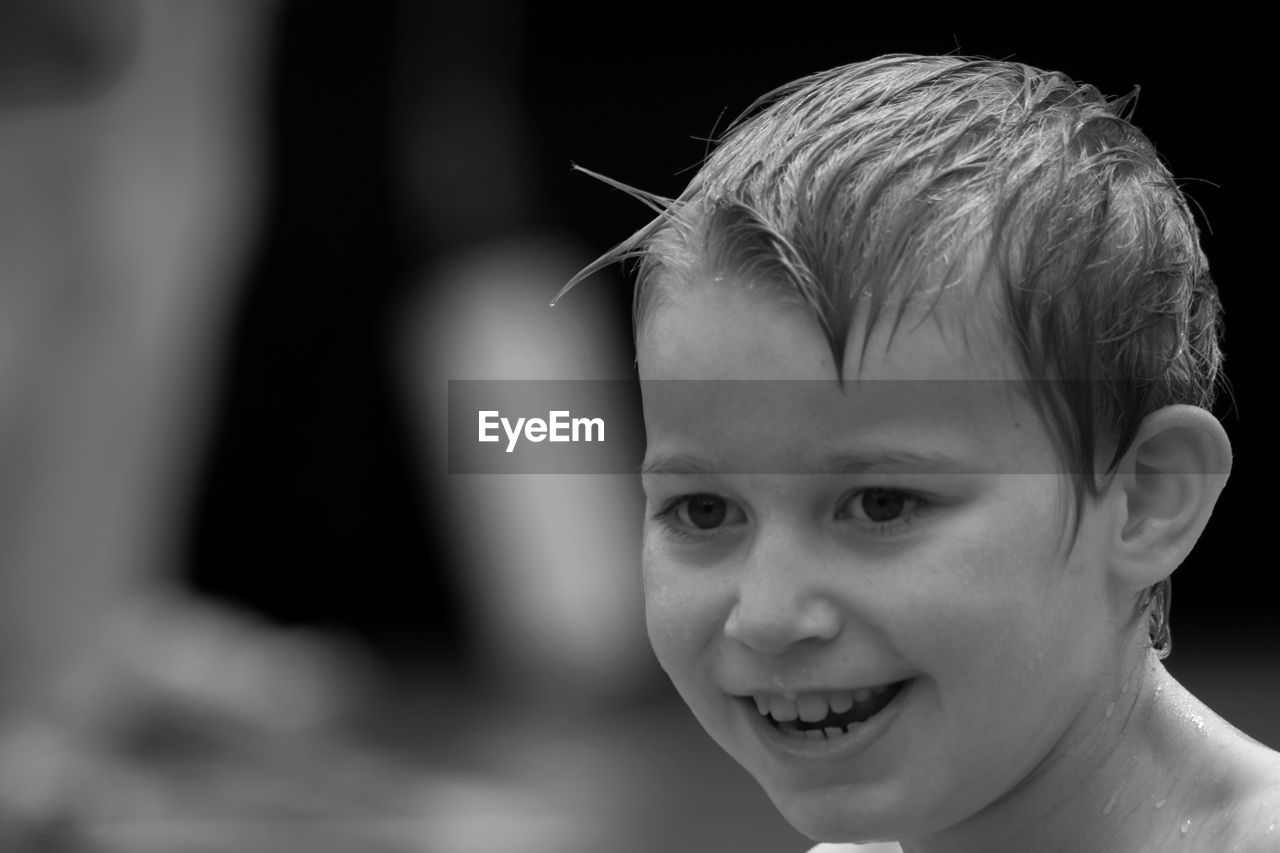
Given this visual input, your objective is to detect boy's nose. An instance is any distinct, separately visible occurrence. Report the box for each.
[722,544,841,655]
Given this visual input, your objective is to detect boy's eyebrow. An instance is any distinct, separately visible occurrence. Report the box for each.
[825,450,966,474]
[640,450,968,476]
[640,454,720,477]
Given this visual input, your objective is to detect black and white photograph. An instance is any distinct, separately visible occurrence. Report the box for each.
[0,2,1274,851]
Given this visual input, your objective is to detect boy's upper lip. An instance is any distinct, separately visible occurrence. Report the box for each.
[718,655,918,697]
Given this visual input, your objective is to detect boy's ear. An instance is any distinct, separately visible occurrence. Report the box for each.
[1109,404,1232,590]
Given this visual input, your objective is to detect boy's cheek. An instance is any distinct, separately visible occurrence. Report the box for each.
[641,566,701,644]
[641,553,726,668]
[641,547,685,638]
[885,516,1070,667]
[641,594,707,699]
[639,532,673,610]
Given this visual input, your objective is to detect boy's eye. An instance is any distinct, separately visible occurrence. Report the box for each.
[681,495,730,529]
[844,488,917,523]
[654,493,745,534]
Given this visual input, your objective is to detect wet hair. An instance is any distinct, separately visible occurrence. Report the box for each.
[558,55,1225,656]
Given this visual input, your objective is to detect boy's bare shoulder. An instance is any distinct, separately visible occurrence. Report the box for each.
[1211,753,1280,853]
[1229,777,1280,852]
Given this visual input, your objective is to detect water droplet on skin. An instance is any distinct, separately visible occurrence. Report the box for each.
[1105,702,1115,718]
[1102,790,1119,816]
[1181,818,1191,835]
[1154,798,1168,809]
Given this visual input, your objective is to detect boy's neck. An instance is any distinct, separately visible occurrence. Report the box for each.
[897,651,1270,853]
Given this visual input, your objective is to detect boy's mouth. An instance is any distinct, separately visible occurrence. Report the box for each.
[743,681,908,739]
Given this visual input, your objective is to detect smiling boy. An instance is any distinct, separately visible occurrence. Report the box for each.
[561,56,1280,851]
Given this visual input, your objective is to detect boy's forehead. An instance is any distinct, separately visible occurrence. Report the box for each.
[638,284,836,380]
[637,276,1049,476]
[636,273,1016,383]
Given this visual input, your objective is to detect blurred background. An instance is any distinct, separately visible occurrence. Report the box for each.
[0,2,1272,851]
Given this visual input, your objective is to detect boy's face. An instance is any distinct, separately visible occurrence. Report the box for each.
[636,280,1126,841]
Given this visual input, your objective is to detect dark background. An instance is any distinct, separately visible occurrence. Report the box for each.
[186,3,1272,667]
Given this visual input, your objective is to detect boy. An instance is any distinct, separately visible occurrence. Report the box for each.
[559,56,1280,851]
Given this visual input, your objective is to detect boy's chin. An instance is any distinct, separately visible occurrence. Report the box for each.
[764,784,905,846]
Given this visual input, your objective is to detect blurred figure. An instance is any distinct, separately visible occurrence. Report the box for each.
[391,0,653,704]
[0,1,649,848]
[0,1,370,846]
[381,4,664,848]
[398,243,651,701]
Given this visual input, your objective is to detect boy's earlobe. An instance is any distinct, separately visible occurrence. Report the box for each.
[1111,405,1233,588]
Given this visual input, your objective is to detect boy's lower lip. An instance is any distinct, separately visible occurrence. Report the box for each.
[737,679,913,763]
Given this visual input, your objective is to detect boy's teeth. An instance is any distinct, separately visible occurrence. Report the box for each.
[797,695,828,722]
[752,682,904,728]
[768,695,799,721]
